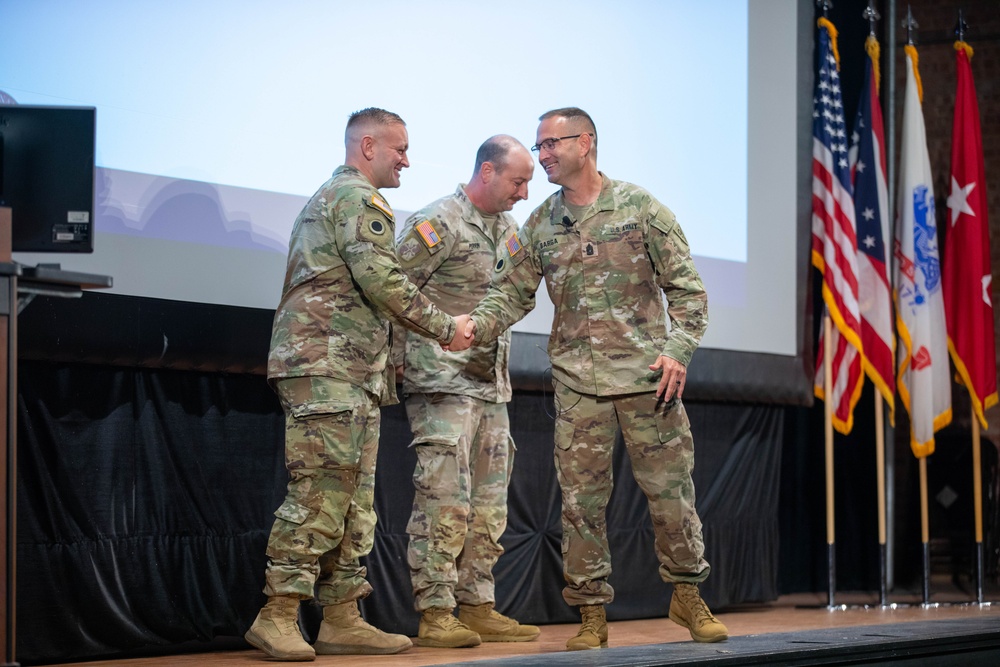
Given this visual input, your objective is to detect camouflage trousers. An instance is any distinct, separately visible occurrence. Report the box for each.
[405,393,514,611]
[552,381,710,607]
[263,376,380,605]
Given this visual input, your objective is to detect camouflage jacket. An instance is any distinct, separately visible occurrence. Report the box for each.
[396,185,517,402]
[267,165,457,405]
[470,174,708,397]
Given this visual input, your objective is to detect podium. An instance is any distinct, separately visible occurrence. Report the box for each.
[0,207,111,665]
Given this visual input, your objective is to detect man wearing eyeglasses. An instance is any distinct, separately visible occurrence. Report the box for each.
[464,107,727,650]
[394,136,540,648]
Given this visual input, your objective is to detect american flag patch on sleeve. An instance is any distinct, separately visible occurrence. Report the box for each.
[369,193,394,220]
[416,220,440,248]
[506,233,522,257]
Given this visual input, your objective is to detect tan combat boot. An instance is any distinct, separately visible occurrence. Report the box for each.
[668,582,729,643]
[458,602,540,642]
[314,600,412,655]
[565,604,607,650]
[244,596,316,661]
[416,607,482,648]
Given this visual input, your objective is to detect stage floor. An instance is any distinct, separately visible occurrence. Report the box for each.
[39,590,1000,666]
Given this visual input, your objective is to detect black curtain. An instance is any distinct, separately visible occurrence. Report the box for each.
[16,360,784,664]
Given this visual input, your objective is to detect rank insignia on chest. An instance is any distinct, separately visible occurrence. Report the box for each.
[370,193,394,220]
[506,233,522,257]
[416,220,440,248]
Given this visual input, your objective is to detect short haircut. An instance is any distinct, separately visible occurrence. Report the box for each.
[473,135,520,174]
[345,107,405,143]
[539,107,598,149]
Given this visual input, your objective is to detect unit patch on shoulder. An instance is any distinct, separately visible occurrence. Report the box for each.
[368,218,387,235]
[369,193,394,220]
[415,220,441,248]
[505,233,522,257]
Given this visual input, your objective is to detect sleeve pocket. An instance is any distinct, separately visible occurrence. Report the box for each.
[274,500,310,525]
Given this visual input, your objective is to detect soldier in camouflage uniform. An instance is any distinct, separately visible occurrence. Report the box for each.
[395,136,540,648]
[466,108,729,650]
[245,108,475,662]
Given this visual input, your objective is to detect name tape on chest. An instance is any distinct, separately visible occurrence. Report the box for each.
[416,220,441,248]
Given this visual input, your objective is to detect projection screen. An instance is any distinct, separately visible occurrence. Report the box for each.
[4,0,813,403]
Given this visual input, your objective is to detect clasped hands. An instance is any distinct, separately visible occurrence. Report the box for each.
[442,314,478,352]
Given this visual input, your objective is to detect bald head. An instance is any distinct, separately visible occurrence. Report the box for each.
[472,135,524,178]
[465,135,534,214]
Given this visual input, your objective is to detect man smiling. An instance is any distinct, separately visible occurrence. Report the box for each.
[246,107,473,661]
[466,107,727,650]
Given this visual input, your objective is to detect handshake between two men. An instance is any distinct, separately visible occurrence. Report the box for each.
[444,314,478,352]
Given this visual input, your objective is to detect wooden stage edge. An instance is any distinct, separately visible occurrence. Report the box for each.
[35,590,1000,667]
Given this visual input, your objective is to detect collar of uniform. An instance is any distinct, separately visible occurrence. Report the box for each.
[334,164,384,199]
[333,164,362,178]
[454,184,491,235]
[549,172,615,226]
[593,172,616,214]
[334,164,380,193]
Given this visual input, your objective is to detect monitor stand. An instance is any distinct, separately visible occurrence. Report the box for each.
[0,206,111,666]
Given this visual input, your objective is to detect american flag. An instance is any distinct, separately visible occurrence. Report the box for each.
[812,18,864,434]
[849,37,895,415]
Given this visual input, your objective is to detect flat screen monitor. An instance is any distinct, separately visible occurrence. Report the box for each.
[0,104,96,253]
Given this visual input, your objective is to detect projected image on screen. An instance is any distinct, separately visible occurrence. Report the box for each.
[3,0,800,357]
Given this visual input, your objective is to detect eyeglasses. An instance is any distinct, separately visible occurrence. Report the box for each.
[530,134,587,153]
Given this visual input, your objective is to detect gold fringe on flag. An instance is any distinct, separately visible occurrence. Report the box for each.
[954,40,974,61]
[865,35,881,93]
[904,44,923,103]
[818,17,841,69]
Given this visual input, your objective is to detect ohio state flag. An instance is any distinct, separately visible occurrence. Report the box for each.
[944,41,998,429]
[894,45,952,458]
[849,36,895,414]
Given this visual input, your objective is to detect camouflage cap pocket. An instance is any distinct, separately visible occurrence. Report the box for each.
[288,400,354,420]
[274,499,310,525]
[409,434,462,449]
[653,400,691,445]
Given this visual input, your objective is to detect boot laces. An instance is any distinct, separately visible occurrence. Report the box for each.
[269,599,302,633]
[435,613,468,631]
[346,604,377,630]
[276,614,300,633]
[677,586,717,624]
[579,607,603,634]
[485,607,507,622]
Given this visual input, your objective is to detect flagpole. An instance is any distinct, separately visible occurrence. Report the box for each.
[824,312,836,608]
[919,456,931,606]
[971,406,984,604]
[875,394,888,605]
[857,1,892,607]
[947,9,992,610]
[885,0,898,600]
